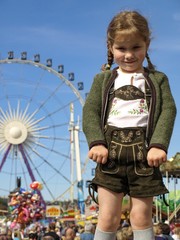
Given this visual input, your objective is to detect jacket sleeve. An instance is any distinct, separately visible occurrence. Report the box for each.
[149,73,177,152]
[82,73,107,149]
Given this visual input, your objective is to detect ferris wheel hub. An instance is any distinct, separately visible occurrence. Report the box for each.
[9,127,22,138]
[4,121,28,144]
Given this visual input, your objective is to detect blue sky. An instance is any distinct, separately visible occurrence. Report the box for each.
[0,0,179,201]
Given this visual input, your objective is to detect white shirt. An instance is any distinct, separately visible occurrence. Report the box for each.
[107,69,149,128]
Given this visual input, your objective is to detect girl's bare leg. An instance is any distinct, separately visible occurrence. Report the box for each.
[94,186,124,240]
[130,197,155,240]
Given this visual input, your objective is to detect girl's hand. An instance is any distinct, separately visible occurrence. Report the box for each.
[88,145,108,164]
[147,147,167,167]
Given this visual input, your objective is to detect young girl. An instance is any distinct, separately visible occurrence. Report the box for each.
[83,11,176,240]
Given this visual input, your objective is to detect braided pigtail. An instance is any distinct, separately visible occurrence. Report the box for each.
[146,53,155,71]
[101,40,114,71]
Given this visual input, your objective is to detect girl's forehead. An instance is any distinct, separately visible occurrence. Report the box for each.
[114,32,144,44]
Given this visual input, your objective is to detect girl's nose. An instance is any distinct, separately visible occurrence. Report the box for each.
[125,51,134,60]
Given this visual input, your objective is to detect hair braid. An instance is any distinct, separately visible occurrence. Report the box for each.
[107,40,114,68]
[146,53,155,71]
[101,40,113,71]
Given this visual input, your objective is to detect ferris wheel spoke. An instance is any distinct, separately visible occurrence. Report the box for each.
[18,144,46,206]
[15,100,21,119]
[16,150,30,190]
[22,149,57,201]
[19,98,73,129]
[25,67,46,105]
[25,116,46,127]
[21,102,31,121]
[33,82,64,112]
[21,108,43,126]
[24,143,71,184]
[6,100,22,120]
[23,82,65,122]
[28,122,69,133]
[7,100,14,119]
[31,96,79,126]
[0,144,12,172]
[18,145,36,182]
[46,98,79,119]
[30,135,69,142]
[0,107,9,123]
[24,140,70,162]
[0,140,9,152]
[55,178,78,201]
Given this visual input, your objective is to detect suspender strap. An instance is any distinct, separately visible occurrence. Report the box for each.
[88,183,98,204]
[145,81,152,110]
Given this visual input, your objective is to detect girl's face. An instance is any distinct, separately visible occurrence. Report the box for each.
[110,32,149,73]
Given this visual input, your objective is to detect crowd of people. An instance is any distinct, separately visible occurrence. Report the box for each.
[0,220,95,240]
[0,219,179,240]
[115,221,180,240]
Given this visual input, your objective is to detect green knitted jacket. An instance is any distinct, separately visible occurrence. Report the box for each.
[83,68,177,153]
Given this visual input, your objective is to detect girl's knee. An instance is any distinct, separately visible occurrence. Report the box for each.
[130,197,153,229]
[98,214,120,231]
[130,209,152,229]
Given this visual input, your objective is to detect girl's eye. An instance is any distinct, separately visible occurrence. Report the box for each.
[133,46,141,49]
[117,47,125,51]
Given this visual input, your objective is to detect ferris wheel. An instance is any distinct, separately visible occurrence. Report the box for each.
[0,51,92,204]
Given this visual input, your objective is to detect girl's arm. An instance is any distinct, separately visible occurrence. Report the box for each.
[149,74,176,152]
[83,73,107,148]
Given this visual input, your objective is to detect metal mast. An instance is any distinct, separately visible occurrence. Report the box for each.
[69,103,84,213]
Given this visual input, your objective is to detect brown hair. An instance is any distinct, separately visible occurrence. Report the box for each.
[49,222,56,230]
[103,10,154,71]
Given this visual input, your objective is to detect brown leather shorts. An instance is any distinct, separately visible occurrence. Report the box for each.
[90,125,168,198]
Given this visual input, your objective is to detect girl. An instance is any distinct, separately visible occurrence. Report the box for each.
[83,11,176,240]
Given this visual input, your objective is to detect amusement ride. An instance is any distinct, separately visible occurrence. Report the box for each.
[0,51,92,207]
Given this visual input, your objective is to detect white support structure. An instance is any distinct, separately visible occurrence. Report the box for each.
[69,103,75,202]
[69,103,82,202]
[74,120,82,182]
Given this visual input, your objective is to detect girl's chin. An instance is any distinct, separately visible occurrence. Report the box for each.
[120,68,137,73]
[120,65,142,73]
